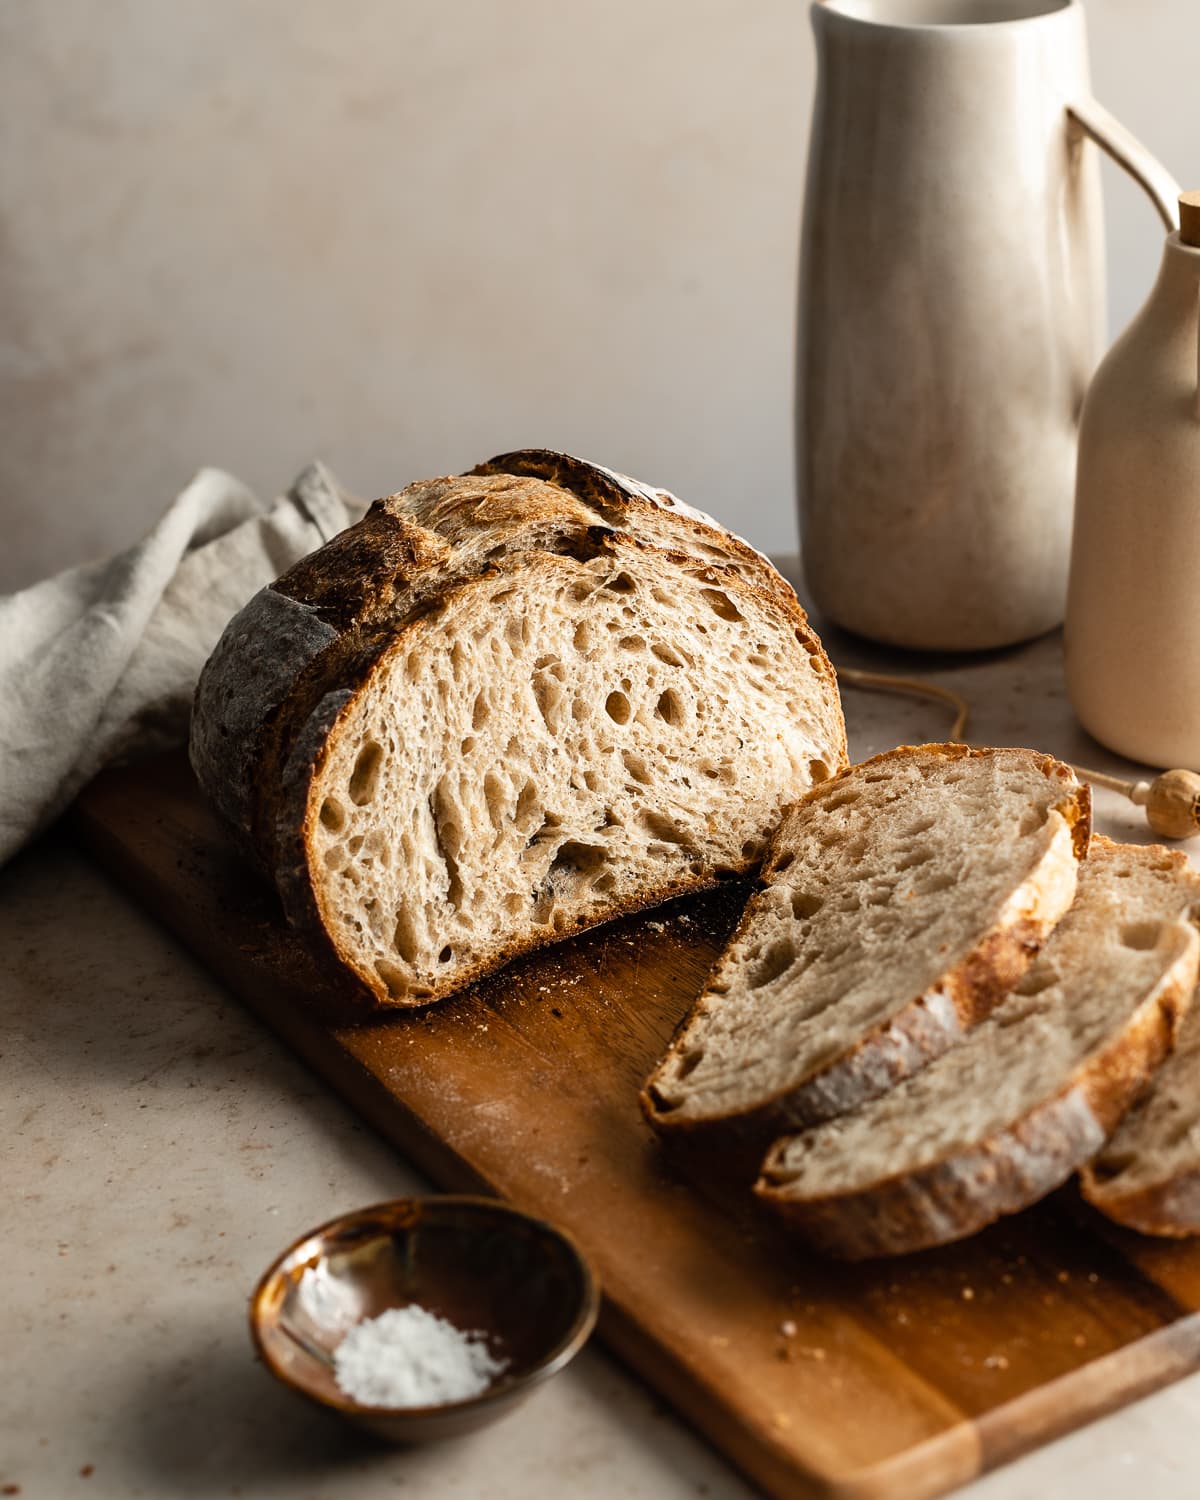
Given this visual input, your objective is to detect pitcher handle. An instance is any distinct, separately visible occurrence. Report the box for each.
[1067,96,1180,233]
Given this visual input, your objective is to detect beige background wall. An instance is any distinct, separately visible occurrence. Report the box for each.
[0,0,1195,590]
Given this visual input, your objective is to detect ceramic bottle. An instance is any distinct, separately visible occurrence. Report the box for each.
[1065,194,1200,769]
[797,0,1179,651]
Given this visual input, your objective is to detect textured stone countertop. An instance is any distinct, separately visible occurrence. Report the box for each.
[5,565,1200,1500]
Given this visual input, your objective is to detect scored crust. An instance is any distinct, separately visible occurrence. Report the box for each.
[640,744,1091,1137]
[190,449,846,1008]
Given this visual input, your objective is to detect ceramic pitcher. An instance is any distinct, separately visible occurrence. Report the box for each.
[797,0,1179,652]
[1065,193,1200,768]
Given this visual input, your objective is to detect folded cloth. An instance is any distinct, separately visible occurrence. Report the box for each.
[0,462,365,867]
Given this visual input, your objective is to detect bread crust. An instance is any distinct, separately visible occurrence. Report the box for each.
[755,924,1197,1260]
[189,450,846,1009]
[1079,1165,1200,1238]
[640,744,1090,1134]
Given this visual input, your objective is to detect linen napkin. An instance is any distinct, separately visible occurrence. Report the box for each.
[0,462,365,867]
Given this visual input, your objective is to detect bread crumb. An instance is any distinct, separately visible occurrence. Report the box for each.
[961,1287,975,1301]
[1073,1333,1087,1348]
[983,1354,1009,1371]
[778,1319,797,1338]
[1056,1270,1070,1284]
[798,1346,827,1361]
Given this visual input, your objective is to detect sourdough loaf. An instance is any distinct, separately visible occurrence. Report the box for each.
[756,837,1200,1259]
[189,450,846,1007]
[1081,991,1200,1236]
[641,744,1089,1136]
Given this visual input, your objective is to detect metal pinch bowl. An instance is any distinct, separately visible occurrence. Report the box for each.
[250,1196,601,1443]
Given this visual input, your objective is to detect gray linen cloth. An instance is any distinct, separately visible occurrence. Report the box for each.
[0,462,365,866]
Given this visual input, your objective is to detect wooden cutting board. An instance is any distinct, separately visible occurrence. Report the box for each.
[72,752,1200,1500]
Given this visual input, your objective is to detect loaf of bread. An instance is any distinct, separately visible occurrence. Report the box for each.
[189,450,847,1007]
[755,837,1200,1259]
[1081,995,1200,1236]
[641,744,1089,1136]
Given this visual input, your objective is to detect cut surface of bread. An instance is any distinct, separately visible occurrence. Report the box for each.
[190,450,846,1007]
[1081,996,1200,1236]
[756,837,1200,1259]
[642,744,1089,1135]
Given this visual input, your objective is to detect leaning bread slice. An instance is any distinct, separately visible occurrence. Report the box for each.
[756,837,1200,1259]
[641,744,1089,1135]
[191,450,846,1007]
[1080,996,1200,1237]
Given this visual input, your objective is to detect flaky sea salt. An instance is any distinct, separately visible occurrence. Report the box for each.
[333,1304,508,1407]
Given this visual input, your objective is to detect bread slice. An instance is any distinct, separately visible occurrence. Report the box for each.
[1080,994,1200,1237]
[189,449,846,1007]
[641,744,1089,1135]
[756,837,1200,1259]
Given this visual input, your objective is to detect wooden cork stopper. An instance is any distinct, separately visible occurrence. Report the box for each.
[1181,191,1200,248]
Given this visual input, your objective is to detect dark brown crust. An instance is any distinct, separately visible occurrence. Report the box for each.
[189,450,847,1010]
[1079,1166,1200,1238]
[754,935,1195,1260]
[639,744,1090,1134]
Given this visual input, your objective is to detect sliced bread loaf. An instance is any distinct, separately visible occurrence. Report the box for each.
[641,744,1089,1135]
[189,450,846,1007]
[1080,996,1200,1237]
[755,837,1200,1259]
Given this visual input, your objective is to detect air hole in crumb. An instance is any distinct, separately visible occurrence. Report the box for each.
[622,750,652,785]
[393,909,419,964]
[774,852,796,874]
[348,742,384,805]
[549,841,608,881]
[740,839,761,859]
[1120,922,1163,951]
[699,588,743,623]
[515,779,540,833]
[618,635,646,652]
[573,621,594,653]
[639,809,691,846]
[375,961,410,998]
[676,1048,705,1080]
[320,797,346,832]
[655,689,683,727]
[791,891,823,920]
[472,692,490,730]
[825,788,861,812]
[651,642,685,668]
[605,690,631,725]
[438,945,453,964]
[749,941,797,990]
[603,571,636,595]
[808,760,832,784]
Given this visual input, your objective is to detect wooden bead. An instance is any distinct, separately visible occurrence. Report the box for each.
[1180,191,1200,249]
[1144,769,1200,840]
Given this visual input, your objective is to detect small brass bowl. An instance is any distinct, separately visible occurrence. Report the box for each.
[250,1196,600,1443]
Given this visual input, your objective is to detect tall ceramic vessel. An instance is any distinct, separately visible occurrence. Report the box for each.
[1065,194,1200,769]
[798,0,1178,651]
